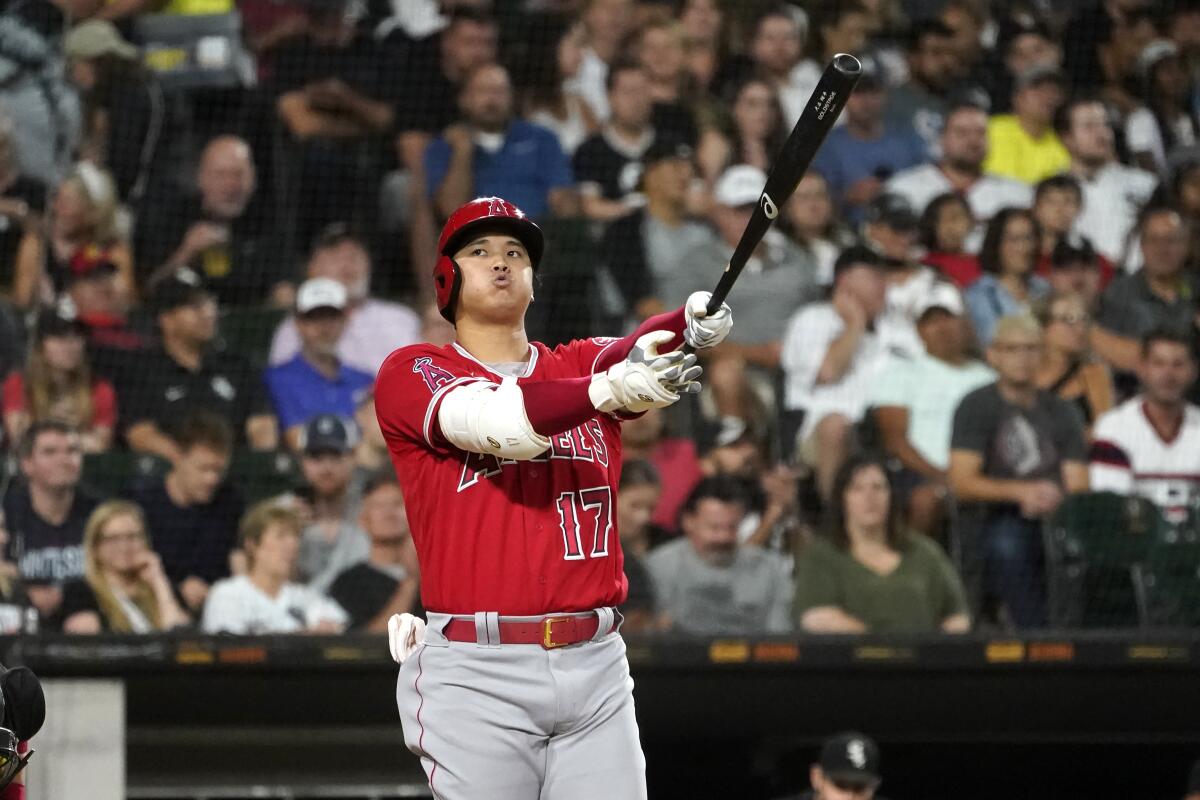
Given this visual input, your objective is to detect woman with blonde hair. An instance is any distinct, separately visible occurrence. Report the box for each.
[59,500,189,633]
[12,162,134,308]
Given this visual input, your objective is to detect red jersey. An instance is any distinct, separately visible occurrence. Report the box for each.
[376,337,636,616]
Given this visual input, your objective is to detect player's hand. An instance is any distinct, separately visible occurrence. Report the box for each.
[388,612,427,665]
[589,330,701,414]
[683,291,733,349]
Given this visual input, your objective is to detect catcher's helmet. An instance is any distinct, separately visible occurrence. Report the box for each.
[434,197,544,323]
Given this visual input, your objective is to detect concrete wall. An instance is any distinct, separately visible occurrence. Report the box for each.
[28,679,124,800]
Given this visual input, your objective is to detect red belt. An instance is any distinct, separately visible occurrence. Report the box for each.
[442,613,616,649]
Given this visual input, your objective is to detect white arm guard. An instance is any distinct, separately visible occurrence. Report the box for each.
[437,377,550,460]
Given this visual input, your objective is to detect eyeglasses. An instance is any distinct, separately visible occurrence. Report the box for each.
[99,531,143,545]
[993,342,1042,354]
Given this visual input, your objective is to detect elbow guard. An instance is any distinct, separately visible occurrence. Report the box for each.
[437,377,550,460]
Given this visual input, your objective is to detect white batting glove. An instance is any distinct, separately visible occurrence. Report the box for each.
[388,612,427,665]
[589,330,701,413]
[683,291,733,350]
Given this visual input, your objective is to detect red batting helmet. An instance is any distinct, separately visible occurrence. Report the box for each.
[434,197,545,323]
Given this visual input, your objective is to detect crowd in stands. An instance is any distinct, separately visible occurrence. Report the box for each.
[2,0,1200,636]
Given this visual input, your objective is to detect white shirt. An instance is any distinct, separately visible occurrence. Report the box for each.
[871,352,995,469]
[528,92,592,155]
[576,47,610,121]
[1125,106,1196,177]
[201,575,348,634]
[1071,162,1159,266]
[886,265,951,324]
[1090,397,1200,518]
[270,298,421,377]
[780,302,921,438]
[886,163,1033,251]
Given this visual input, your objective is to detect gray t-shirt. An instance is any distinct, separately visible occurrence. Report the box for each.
[645,538,794,635]
[644,215,717,306]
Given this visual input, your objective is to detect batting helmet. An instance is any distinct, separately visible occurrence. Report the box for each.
[434,197,545,323]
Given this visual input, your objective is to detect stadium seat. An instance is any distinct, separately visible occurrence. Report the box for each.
[1133,510,1200,628]
[82,451,170,497]
[227,449,299,504]
[217,307,287,368]
[1043,492,1160,628]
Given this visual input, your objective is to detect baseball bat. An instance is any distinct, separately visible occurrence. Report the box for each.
[699,53,862,319]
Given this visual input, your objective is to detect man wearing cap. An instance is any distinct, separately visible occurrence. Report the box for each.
[122,268,278,461]
[266,278,374,450]
[872,282,994,534]
[810,56,928,221]
[600,139,713,325]
[861,192,945,330]
[774,732,888,800]
[289,414,370,594]
[983,65,1070,184]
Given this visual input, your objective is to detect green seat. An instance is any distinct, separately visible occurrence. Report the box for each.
[82,451,170,497]
[218,307,288,368]
[1044,492,1161,627]
[1134,511,1200,628]
[228,449,299,505]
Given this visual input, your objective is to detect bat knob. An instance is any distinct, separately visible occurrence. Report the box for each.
[832,53,862,75]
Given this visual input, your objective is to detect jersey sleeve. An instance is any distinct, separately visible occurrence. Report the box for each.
[374,345,488,449]
[1088,414,1134,494]
[554,308,689,376]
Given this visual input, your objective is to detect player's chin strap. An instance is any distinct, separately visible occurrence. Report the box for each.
[0,727,31,791]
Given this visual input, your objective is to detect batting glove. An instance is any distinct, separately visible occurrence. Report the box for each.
[589,330,702,414]
[683,291,733,350]
[388,612,427,665]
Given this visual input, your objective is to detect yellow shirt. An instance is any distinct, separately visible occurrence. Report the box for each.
[982,114,1071,185]
[159,0,232,15]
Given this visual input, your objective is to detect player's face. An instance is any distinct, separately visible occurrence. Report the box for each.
[361,484,410,544]
[22,431,83,491]
[175,444,229,505]
[682,498,743,565]
[453,234,534,325]
[1140,341,1196,406]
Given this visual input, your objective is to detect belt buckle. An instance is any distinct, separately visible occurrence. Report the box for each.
[542,616,573,649]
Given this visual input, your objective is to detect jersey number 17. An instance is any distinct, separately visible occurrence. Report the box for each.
[556,487,613,561]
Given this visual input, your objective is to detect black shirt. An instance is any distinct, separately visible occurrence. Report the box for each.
[56,577,103,630]
[2,483,101,584]
[622,553,655,616]
[328,561,420,631]
[574,129,653,201]
[118,346,271,443]
[0,174,47,291]
[388,35,457,134]
[128,477,244,587]
[272,33,398,106]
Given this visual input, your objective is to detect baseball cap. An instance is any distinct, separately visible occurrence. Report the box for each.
[915,281,965,319]
[1014,63,1067,92]
[642,139,694,169]
[63,20,138,61]
[864,193,919,231]
[153,267,212,314]
[1137,39,1179,83]
[296,277,347,315]
[714,165,766,208]
[856,53,883,91]
[998,12,1053,56]
[833,245,887,280]
[300,414,359,455]
[819,731,882,787]
[35,302,86,339]
[66,243,119,282]
[1050,235,1098,270]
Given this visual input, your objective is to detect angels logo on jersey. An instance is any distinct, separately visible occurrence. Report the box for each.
[413,357,456,393]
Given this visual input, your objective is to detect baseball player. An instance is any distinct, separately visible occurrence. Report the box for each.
[374,196,732,799]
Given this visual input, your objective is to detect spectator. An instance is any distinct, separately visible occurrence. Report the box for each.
[1030,175,1116,282]
[0,509,28,634]
[948,314,1089,628]
[645,476,793,635]
[633,19,699,146]
[918,193,980,288]
[13,162,132,309]
[0,116,46,290]
[939,0,987,82]
[62,20,173,203]
[810,57,928,221]
[425,63,576,222]
[292,414,369,594]
[327,473,419,632]
[1057,97,1159,264]
[790,1,871,124]
[674,165,818,366]
[1044,236,1104,310]
[272,0,397,235]
[723,8,805,127]
[121,268,278,461]
[784,173,842,288]
[620,407,703,535]
[872,284,993,535]
[781,246,914,500]
[573,61,657,222]
[353,392,388,476]
[1091,329,1200,517]
[886,102,1032,237]
[269,225,421,375]
[983,65,1070,185]
[616,459,662,633]
[676,0,724,96]
[266,278,373,449]
[989,12,1062,114]
[201,500,348,634]
[600,140,713,323]
[575,0,635,121]
[2,421,100,623]
[3,306,116,453]
[862,193,942,328]
[134,136,279,305]
[774,732,889,800]
[965,207,1050,346]
[696,78,786,186]
[1163,155,1200,267]
[795,455,970,634]
[58,500,189,633]
[128,412,244,617]
[1125,40,1198,176]
[885,20,961,152]
[518,17,598,156]
[1034,291,1115,429]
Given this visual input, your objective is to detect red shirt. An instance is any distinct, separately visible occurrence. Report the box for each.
[2,372,117,430]
[376,337,640,616]
[649,438,703,533]
[922,252,982,288]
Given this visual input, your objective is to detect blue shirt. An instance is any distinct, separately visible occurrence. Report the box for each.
[265,355,374,431]
[964,273,1051,346]
[811,123,930,220]
[424,120,574,218]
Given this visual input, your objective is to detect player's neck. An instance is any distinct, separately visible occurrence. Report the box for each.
[454,319,531,364]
